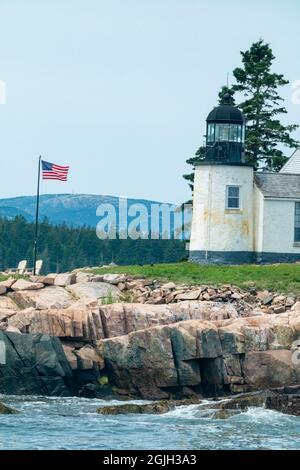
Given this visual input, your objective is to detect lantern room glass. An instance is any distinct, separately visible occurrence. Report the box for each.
[207,123,215,142]
[207,123,244,144]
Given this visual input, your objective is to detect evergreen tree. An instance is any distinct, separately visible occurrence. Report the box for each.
[218,85,235,104]
[184,39,299,193]
[230,39,299,170]
[182,146,206,203]
[0,216,186,272]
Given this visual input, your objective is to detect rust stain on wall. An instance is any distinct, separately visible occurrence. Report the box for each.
[242,219,249,237]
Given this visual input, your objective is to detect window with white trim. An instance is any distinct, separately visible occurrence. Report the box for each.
[226,186,240,209]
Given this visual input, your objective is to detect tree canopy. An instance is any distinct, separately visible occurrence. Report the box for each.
[227,39,299,170]
[184,39,299,195]
[0,216,187,273]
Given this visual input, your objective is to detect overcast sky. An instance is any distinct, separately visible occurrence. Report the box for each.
[0,0,299,203]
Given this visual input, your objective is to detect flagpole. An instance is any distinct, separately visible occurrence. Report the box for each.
[33,156,41,275]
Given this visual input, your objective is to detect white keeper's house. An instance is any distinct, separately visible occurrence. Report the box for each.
[189,94,300,264]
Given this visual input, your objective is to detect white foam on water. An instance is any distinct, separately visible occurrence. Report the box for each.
[1,394,300,450]
[163,404,204,419]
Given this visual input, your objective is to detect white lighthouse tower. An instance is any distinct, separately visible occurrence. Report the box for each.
[189,94,254,264]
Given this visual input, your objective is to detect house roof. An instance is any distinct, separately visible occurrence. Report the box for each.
[254,172,300,198]
[280,149,300,174]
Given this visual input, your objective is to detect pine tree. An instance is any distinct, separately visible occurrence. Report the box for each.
[230,39,299,170]
[0,216,185,271]
[218,85,235,104]
[184,40,299,195]
[182,146,206,203]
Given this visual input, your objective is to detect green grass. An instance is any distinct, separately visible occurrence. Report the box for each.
[92,262,300,295]
[101,289,119,305]
[0,274,8,282]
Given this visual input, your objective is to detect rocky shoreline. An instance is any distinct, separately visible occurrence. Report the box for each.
[1,387,299,418]
[0,270,300,416]
[96,386,300,418]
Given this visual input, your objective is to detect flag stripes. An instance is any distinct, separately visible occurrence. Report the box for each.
[41,160,69,181]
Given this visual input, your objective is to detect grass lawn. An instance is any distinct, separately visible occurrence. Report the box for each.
[92,262,300,295]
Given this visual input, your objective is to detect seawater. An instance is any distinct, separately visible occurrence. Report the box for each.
[0,395,300,450]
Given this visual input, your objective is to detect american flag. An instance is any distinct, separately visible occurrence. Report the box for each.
[41,160,69,181]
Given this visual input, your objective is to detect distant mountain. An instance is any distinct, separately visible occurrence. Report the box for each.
[0,194,187,235]
[0,204,31,220]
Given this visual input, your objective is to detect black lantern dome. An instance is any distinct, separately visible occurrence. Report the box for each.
[207,94,243,123]
[204,93,247,165]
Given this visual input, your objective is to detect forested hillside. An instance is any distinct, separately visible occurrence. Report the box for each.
[0,216,186,273]
[0,193,177,228]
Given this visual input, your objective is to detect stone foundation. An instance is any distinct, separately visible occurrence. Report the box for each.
[189,250,300,265]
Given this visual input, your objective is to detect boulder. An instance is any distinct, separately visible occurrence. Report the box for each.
[0,285,7,295]
[0,278,16,289]
[231,293,242,300]
[7,301,104,341]
[272,295,287,305]
[74,344,104,370]
[90,275,105,282]
[67,282,120,302]
[0,296,20,311]
[292,301,300,312]
[161,282,176,290]
[5,325,22,334]
[175,290,201,301]
[61,343,78,370]
[273,306,286,314]
[266,386,300,416]
[8,285,74,309]
[214,391,267,410]
[54,273,76,287]
[75,272,94,284]
[11,279,44,291]
[285,297,295,307]
[97,401,176,415]
[257,291,274,305]
[62,341,104,372]
[30,274,56,285]
[103,325,178,398]
[0,330,73,396]
[102,273,127,285]
[0,310,17,322]
[243,350,300,390]
[0,402,19,414]
[103,319,225,398]
[97,397,199,415]
[101,311,300,399]
[99,301,239,339]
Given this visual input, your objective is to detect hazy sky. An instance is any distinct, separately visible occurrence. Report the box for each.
[0,0,299,203]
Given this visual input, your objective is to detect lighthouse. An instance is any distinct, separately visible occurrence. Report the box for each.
[189,94,255,264]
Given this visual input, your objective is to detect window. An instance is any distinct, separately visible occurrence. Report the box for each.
[207,123,215,143]
[226,186,240,209]
[213,123,245,143]
[229,124,242,142]
[294,203,300,242]
[215,124,229,141]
